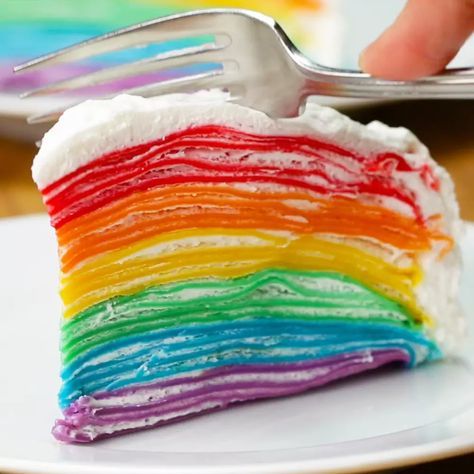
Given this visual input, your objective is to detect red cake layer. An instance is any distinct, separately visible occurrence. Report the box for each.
[41,126,439,229]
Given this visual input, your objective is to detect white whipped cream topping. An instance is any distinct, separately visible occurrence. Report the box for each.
[32,90,446,189]
[33,90,464,352]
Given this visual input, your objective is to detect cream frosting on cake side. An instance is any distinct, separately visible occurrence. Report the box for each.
[33,91,464,443]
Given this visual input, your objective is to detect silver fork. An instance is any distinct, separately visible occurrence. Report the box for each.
[14,8,474,124]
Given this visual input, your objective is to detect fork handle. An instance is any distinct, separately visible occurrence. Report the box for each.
[315,65,474,81]
[301,65,474,99]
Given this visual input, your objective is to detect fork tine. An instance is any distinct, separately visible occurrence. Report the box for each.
[14,9,232,73]
[113,72,242,98]
[21,44,229,98]
[27,71,241,124]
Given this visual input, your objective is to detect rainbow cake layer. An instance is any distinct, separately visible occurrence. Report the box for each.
[33,91,464,443]
[2,0,337,93]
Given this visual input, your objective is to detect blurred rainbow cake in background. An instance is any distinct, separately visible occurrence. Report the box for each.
[32,90,464,443]
[1,0,340,93]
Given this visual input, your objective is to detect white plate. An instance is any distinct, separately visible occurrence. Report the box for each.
[0,214,473,474]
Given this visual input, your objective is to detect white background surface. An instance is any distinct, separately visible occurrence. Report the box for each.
[0,215,473,474]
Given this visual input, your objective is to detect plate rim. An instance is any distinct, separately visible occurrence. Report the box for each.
[1,418,473,474]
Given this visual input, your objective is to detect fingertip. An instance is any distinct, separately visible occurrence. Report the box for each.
[358,0,474,81]
[358,38,421,81]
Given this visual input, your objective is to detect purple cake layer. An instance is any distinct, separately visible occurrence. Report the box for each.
[53,348,410,443]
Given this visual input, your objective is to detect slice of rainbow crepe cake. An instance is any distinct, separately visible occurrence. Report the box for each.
[32,91,464,443]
